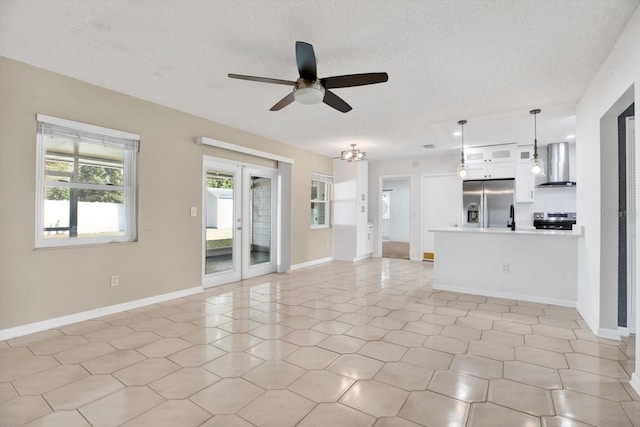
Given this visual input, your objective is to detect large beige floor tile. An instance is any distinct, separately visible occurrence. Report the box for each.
[541,416,593,427]
[481,329,525,347]
[167,344,226,367]
[428,370,488,402]
[565,352,629,378]
[121,399,211,427]
[203,352,264,377]
[559,369,632,401]
[136,337,192,358]
[340,380,409,417]
[374,417,422,427]
[81,349,145,374]
[488,378,554,416]
[402,321,442,335]
[358,341,407,362]
[374,361,433,391]
[401,347,453,370]
[0,354,59,382]
[149,366,220,399]
[399,390,469,426]
[78,386,164,427]
[467,402,540,427]
[570,339,628,360]
[43,375,124,410]
[552,389,633,426]
[190,377,264,414]
[53,342,116,364]
[423,335,469,354]
[328,354,384,379]
[281,329,329,346]
[515,346,569,369]
[199,414,253,427]
[113,357,181,385]
[318,335,366,353]
[533,324,577,340]
[493,320,533,335]
[450,354,503,379]
[181,327,230,345]
[0,382,18,403]
[524,334,573,353]
[12,364,89,396]
[621,401,640,427]
[288,369,354,402]
[242,360,305,389]
[238,389,315,427]
[467,340,514,361]
[503,360,562,389]
[29,336,89,355]
[285,346,339,369]
[0,395,51,427]
[245,339,299,360]
[22,410,90,427]
[211,333,263,352]
[298,402,376,427]
[6,330,63,348]
[108,331,162,350]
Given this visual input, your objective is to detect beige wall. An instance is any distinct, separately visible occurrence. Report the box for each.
[0,57,333,329]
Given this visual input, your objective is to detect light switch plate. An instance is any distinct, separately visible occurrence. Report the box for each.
[190,206,197,217]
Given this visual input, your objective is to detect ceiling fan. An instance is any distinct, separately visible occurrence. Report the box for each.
[228,41,388,113]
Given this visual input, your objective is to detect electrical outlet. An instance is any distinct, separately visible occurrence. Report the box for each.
[501,263,510,273]
[110,275,119,287]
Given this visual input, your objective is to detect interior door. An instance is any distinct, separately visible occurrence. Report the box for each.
[203,161,277,287]
[241,167,277,279]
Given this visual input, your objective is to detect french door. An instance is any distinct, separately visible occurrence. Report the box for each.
[203,159,277,287]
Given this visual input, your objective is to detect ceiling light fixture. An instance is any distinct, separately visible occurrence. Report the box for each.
[456,120,467,179]
[530,109,545,176]
[293,80,325,105]
[341,144,366,162]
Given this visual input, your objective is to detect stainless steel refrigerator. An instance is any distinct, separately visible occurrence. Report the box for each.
[462,179,515,228]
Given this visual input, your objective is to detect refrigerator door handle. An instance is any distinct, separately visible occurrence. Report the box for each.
[482,191,486,228]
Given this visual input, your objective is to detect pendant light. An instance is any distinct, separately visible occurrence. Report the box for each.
[530,109,545,176]
[456,120,468,179]
[340,144,366,162]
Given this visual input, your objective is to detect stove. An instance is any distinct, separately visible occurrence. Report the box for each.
[533,212,577,230]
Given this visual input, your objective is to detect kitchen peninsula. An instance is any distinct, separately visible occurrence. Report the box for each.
[431,226,582,307]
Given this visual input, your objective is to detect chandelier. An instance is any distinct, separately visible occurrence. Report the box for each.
[341,144,366,162]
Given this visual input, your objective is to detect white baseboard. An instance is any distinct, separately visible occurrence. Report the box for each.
[576,301,598,335]
[353,254,372,262]
[432,283,576,308]
[631,373,640,397]
[290,257,333,270]
[0,286,203,341]
[618,327,630,337]
[575,301,622,340]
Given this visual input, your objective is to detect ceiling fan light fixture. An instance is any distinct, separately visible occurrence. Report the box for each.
[293,80,325,105]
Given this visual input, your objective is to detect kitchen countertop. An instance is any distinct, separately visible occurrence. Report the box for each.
[431,226,583,237]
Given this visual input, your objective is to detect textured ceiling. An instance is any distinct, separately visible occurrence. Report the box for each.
[1,0,638,160]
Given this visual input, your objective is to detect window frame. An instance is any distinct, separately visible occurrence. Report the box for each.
[310,173,332,229]
[35,114,139,248]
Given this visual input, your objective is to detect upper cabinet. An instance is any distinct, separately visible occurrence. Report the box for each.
[464,144,516,179]
[515,145,536,203]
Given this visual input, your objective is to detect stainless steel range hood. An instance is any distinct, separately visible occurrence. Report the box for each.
[538,142,576,187]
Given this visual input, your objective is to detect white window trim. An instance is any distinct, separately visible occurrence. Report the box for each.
[35,115,139,248]
[311,172,332,229]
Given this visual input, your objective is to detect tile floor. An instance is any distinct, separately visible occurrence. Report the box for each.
[1,258,639,427]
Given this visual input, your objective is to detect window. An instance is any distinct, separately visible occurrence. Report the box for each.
[35,115,139,248]
[311,173,332,228]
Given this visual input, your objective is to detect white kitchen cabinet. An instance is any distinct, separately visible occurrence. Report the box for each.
[516,146,536,203]
[464,144,516,179]
[333,159,371,261]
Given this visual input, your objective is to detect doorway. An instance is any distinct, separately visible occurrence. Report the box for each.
[381,176,411,259]
[203,158,277,287]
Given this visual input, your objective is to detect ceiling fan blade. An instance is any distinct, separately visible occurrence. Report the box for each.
[321,72,389,89]
[228,74,295,86]
[295,41,317,81]
[269,92,295,111]
[323,90,352,113]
